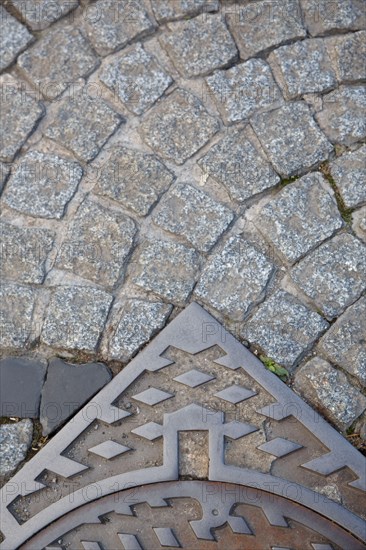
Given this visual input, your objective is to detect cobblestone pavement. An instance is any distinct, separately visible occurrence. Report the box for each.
[0,0,365,543]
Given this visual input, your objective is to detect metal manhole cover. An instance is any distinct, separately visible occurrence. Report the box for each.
[1,303,365,549]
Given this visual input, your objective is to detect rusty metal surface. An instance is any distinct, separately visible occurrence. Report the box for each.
[0,303,365,549]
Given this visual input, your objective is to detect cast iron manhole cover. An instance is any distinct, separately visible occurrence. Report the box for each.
[1,304,365,549]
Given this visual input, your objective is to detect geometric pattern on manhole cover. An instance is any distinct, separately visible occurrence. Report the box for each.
[0,303,365,549]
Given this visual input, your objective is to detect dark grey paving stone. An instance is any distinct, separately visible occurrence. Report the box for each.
[140,88,219,165]
[0,283,38,350]
[315,85,366,146]
[18,27,99,100]
[151,0,219,22]
[250,101,333,177]
[294,357,366,431]
[291,233,366,320]
[325,31,366,84]
[300,0,366,36]
[0,74,44,163]
[40,358,112,435]
[99,43,173,115]
[44,88,123,162]
[0,221,55,284]
[0,6,33,71]
[3,149,83,219]
[10,0,79,30]
[159,14,238,78]
[329,145,366,209]
[242,289,329,368]
[0,357,47,418]
[254,172,343,264]
[226,0,306,60]
[0,419,33,477]
[82,0,156,56]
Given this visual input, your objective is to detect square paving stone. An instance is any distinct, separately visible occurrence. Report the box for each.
[0,222,55,284]
[10,0,79,30]
[194,235,274,320]
[197,128,280,202]
[205,59,283,124]
[242,290,329,368]
[159,14,237,78]
[226,0,306,61]
[18,27,99,100]
[94,146,174,216]
[325,31,366,84]
[0,357,47,418]
[329,145,366,209]
[0,419,33,477]
[82,0,155,56]
[316,85,366,146]
[99,43,173,115]
[291,233,366,319]
[254,172,343,264]
[44,88,122,162]
[0,6,33,71]
[300,0,366,36]
[318,297,366,387]
[0,74,44,163]
[294,357,366,431]
[56,197,136,287]
[268,39,337,100]
[0,283,37,349]
[250,101,333,177]
[41,286,113,352]
[140,88,219,165]
[3,149,83,219]
[108,299,172,361]
[152,182,233,252]
[151,0,219,22]
[132,239,200,304]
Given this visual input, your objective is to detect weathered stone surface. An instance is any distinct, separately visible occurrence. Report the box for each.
[251,101,333,177]
[0,357,47,418]
[93,146,174,216]
[325,31,366,84]
[108,299,172,361]
[0,283,37,349]
[254,173,343,264]
[205,59,282,124]
[352,206,366,242]
[3,149,83,219]
[100,43,172,115]
[132,239,200,304]
[10,0,79,30]
[226,0,306,60]
[329,145,366,209]
[300,0,366,36]
[45,88,122,162]
[242,290,329,368]
[82,0,155,56]
[159,14,237,78]
[318,297,366,386]
[152,183,233,252]
[194,235,274,320]
[291,233,366,319]
[0,420,33,477]
[0,221,55,284]
[198,128,280,202]
[268,39,337,100]
[0,161,10,192]
[18,27,99,100]
[316,85,366,146]
[151,0,219,22]
[56,197,136,287]
[140,88,219,164]
[40,358,112,435]
[294,357,366,431]
[0,74,44,162]
[0,6,33,71]
[41,286,113,352]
